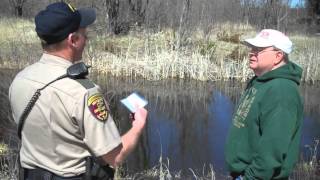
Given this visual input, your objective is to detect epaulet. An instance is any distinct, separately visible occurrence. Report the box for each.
[74,78,95,89]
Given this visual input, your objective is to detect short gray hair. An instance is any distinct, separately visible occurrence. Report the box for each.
[41,38,66,51]
[274,47,289,63]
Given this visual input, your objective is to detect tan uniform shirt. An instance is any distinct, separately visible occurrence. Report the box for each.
[9,53,122,177]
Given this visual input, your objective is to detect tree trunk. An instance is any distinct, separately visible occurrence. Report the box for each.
[105,0,120,34]
[16,6,22,16]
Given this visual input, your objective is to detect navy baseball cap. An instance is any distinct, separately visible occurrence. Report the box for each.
[35,2,96,45]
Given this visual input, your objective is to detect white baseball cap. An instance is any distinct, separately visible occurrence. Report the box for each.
[243,29,293,54]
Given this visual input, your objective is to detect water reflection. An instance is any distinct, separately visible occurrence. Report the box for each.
[300,84,320,161]
[147,110,180,170]
[208,91,234,173]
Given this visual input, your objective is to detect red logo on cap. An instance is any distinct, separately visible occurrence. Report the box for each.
[260,31,270,39]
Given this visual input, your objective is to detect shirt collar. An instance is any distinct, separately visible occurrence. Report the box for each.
[39,53,73,68]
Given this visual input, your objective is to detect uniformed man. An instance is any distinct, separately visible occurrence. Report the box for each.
[9,2,148,180]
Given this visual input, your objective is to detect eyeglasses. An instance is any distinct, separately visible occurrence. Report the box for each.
[249,47,277,56]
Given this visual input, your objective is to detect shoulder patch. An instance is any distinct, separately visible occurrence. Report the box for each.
[88,93,109,121]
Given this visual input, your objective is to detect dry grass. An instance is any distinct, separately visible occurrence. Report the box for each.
[291,139,320,180]
[84,26,253,81]
[1,139,318,180]
[134,161,218,180]
[0,136,20,180]
[0,143,8,155]
[0,18,41,68]
[290,36,320,84]
[1,18,319,82]
[0,18,37,43]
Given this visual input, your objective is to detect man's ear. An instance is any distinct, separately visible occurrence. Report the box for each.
[274,51,284,65]
[67,33,78,47]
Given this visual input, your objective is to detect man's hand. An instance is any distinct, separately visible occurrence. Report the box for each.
[131,107,148,133]
[101,107,148,167]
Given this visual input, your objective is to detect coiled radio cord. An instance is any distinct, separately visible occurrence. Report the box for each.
[17,74,67,139]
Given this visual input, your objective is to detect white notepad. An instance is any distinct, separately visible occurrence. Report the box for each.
[120,92,148,113]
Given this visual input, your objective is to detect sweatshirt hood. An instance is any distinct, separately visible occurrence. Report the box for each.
[256,61,302,85]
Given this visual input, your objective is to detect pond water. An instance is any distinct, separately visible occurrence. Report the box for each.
[92,74,320,177]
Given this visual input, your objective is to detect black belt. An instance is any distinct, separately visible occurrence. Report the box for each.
[24,168,84,180]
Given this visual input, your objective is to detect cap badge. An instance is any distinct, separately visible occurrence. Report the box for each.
[67,3,76,12]
[88,93,109,121]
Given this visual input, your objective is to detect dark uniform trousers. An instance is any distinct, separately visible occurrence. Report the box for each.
[22,162,115,180]
[24,168,84,180]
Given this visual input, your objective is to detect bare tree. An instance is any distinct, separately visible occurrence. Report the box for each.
[104,0,149,34]
[128,0,149,26]
[260,0,291,30]
[8,0,27,17]
[306,0,320,32]
[105,0,120,34]
[175,0,192,48]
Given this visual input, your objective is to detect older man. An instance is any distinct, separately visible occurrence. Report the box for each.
[225,29,304,180]
[9,2,148,180]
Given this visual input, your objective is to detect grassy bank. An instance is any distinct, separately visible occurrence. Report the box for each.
[0,140,319,179]
[0,18,320,82]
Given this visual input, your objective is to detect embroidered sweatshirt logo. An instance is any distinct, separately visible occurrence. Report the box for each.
[233,87,257,128]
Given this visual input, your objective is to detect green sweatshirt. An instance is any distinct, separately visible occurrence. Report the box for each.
[225,61,304,180]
